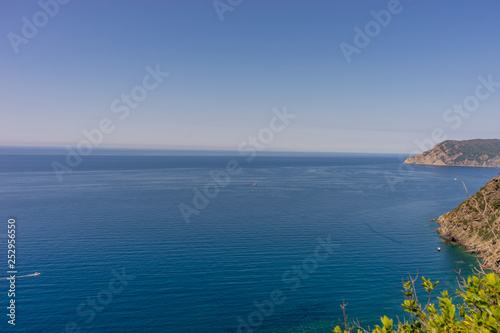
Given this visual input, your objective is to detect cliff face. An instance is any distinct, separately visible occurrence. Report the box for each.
[437,174,500,273]
[404,139,500,167]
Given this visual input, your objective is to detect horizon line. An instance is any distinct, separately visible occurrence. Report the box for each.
[0,144,413,156]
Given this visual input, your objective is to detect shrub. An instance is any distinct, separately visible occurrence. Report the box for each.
[334,272,500,333]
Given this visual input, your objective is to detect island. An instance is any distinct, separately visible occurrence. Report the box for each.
[404,139,500,167]
[437,173,500,273]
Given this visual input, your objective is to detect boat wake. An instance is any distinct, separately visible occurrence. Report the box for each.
[0,273,40,280]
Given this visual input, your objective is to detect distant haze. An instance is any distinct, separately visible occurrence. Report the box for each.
[1,1,499,153]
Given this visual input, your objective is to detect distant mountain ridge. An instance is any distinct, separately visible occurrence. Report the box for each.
[404,139,500,168]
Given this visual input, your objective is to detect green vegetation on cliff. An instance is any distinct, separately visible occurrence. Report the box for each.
[438,174,500,273]
[449,139,500,161]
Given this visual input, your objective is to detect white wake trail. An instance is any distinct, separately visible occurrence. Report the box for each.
[0,273,40,280]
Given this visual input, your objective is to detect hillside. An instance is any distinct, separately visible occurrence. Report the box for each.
[437,174,500,273]
[404,139,500,167]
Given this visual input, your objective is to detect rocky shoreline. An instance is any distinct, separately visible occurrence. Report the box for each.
[437,174,500,273]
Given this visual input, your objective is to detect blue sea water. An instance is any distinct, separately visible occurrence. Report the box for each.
[0,150,499,332]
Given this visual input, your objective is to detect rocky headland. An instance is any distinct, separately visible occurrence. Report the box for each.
[437,174,500,273]
[404,139,500,168]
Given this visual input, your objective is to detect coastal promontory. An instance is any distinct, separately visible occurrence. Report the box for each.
[437,174,500,273]
[404,139,500,168]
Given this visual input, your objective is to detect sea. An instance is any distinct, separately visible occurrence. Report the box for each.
[1,148,499,333]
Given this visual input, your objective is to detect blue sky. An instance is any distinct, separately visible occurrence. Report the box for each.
[1,0,499,153]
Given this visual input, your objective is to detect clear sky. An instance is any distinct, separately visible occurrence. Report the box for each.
[1,0,499,153]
